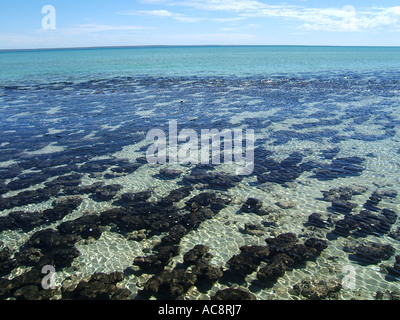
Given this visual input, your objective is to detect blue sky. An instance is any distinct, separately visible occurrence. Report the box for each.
[1,0,400,49]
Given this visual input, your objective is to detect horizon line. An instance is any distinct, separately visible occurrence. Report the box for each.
[1,44,400,52]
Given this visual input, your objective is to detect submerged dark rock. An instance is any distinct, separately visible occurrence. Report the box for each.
[322,185,368,215]
[0,186,61,211]
[363,190,387,211]
[7,211,49,232]
[0,181,9,196]
[62,271,131,300]
[265,233,298,254]
[345,241,395,265]
[101,187,225,243]
[155,225,187,248]
[110,162,141,174]
[211,288,256,300]
[257,253,293,282]
[14,248,43,267]
[91,184,123,201]
[183,172,242,190]
[384,255,400,277]
[374,189,398,199]
[131,189,230,275]
[292,279,342,300]
[240,198,271,216]
[286,243,318,262]
[63,182,103,196]
[0,165,23,180]
[1,205,105,278]
[0,247,18,277]
[183,245,212,265]
[332,208,397,238]
[180,206,215,229]
[141,269,197,299]
[227,245,270,275]
[305,212,332,229]
[304,238,329,252]
[312,157,365,180]
[57,214,103,240]
[241,198,261,213]
[0,268,57,300]
[255,152,313,186]
[157,168,183,179]
[322,186,357,202]
[189,164,216,175]
[185,192,217,207]
[159,186,193,206]
[255,234,328,284]
[192,259,223,284]
[0,196,83,233]
[41,247,80,269]
[23,228,81,269]
[52,195,83,210]
[355,242,393,264]
[257,167,302,185]
[6,171,51,191]
[133,245,180,274]
[320,147,340,160]
[394,256,400,272]
[100,208,145,233]
[376,290,400,300]
[185,192,230,213]
[26,229,79,250]
[330,199,357,214]
[78,159,116,174]
[132,156,146,164]
[116,190,152,205]
[44,173,82,189]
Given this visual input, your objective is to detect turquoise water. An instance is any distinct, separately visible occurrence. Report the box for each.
[1,46,400,301]
[1,46,400,82]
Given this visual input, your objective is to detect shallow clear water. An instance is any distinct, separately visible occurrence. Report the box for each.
[0,46,400,300]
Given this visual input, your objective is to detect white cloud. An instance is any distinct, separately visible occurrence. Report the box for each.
[238,4,400,32]
[210,17,245,22]
[119,9,202,22]
[140,0,169,3]
[31,23,148,37]
[69,24,148,33]
[355,6,400,30]
[142,0,400,32]
[298,6,400,32]
[119,9,245,23]
[171,0,266,12]
[119,10,175,17]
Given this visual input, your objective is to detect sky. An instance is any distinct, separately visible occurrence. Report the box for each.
[1,0,400,49]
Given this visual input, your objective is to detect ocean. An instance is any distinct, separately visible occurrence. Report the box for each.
[0,46,400,300]
[2,46,400,81]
